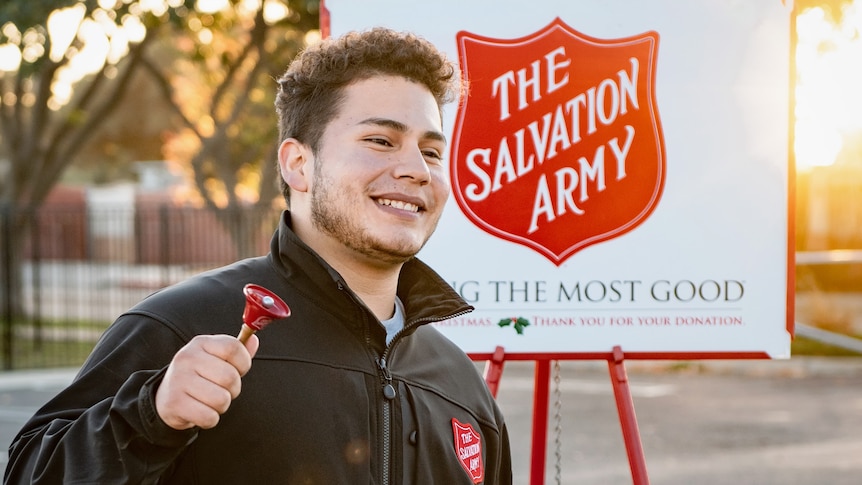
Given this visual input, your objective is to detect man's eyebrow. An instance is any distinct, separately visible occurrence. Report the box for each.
[359,117,447,144]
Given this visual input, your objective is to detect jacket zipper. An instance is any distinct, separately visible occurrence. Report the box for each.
[337,272,469,485]
[372,312,468,485]
[373,310,472,484]
[341,274,471,484]
[376,356,396,485]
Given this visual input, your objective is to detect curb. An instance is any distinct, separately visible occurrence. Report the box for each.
[0,368,78,391]
[587,356,862,378]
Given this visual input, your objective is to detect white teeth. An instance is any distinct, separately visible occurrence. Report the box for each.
[377,198,419,212]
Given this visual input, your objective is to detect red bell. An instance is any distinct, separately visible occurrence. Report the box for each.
[238,284,290,343]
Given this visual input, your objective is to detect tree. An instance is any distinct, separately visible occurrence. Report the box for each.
[141,1,318,257]
[3,1,144,208]
[0,0,318,320]
[1,0,169,323]
[0,0,318,211]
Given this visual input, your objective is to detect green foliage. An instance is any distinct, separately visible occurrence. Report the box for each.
[10,338,97,370]
[5,317,109,370]
[152,0,319,210]
[498,317,530,335]
[0,0,86,33]
[0,0,319,206]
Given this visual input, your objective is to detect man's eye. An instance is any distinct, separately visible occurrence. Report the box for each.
[366,137,392,146]
[423,150,443,161]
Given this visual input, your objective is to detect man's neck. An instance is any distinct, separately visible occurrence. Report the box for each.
[290,217,403,320]
[335,260,401,320]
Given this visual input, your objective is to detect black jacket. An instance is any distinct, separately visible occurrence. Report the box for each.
[5,211,512,484]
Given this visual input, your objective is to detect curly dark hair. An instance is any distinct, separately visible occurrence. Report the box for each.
[274,27,461,205]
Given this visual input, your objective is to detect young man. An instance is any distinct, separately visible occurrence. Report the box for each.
[4,28,512,484]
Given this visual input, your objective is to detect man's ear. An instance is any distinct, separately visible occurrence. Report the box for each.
[278,138,310,193]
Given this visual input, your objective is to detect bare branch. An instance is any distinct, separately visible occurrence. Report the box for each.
[138,55,201,137]
[30,35,154,204]
[211,7,267,112]
[27,33,61,160]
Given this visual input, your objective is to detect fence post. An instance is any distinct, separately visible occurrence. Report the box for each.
[32,206,43,351]
[160,204,170,288]
[2,204,13,370]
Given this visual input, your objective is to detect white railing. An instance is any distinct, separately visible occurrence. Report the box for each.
[796,250,862,353]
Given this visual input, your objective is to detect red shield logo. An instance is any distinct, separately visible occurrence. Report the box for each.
[451,418,484,483]
[451,18,665,265]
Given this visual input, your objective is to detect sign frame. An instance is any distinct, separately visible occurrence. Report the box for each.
[322,0,796,362]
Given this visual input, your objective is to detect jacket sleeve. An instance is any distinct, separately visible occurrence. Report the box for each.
[3,313,198,485]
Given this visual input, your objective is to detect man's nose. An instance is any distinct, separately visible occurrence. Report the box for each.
[394,146,432,184]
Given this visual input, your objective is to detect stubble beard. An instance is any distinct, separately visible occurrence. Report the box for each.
[310,164,427,266]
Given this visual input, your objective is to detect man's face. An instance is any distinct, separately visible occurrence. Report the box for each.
[299,75,449,266]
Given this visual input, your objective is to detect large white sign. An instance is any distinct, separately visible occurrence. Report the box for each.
[324,0,793,359]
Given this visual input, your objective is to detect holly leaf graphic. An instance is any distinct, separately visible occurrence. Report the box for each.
[498,317,530,335]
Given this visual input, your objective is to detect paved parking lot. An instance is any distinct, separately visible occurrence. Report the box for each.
[497,358,862,484]
[2,358,862,484]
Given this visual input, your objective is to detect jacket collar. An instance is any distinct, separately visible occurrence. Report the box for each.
[271,210,473,327]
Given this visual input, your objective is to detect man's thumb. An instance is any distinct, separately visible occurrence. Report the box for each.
[244,333,260,359]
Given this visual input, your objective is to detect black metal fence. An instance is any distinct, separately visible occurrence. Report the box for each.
[0,204,283,370]
[5,199,862,371]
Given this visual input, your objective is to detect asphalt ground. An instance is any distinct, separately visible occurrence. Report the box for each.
[2,358,862,484]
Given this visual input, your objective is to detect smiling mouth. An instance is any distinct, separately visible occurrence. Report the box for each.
[376,198,421,213]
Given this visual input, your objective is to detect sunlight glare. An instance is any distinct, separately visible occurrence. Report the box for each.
[20,28,46,64]
[304,30,322,46]
[2,23,22,44]
[242,0,263,13]
[21,42,45,64]
[197,28,214,44]
[138,0,170,16]
[197,0,230,15]
[72,19,110,75]
[47,4,86,62]
[50,72,73,108]
[795,119,843,169]
[122,14,147,43]
[795,1,862,170]
[263,0,290,24]
[0,44,22,71]
[107,27,131,64]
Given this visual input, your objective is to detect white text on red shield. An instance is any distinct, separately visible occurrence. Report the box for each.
[462,46,639,234]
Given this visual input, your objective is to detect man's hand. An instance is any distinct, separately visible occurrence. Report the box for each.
[155,334,259,430]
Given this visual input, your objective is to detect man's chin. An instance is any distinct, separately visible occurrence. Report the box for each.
[365,240,425,265]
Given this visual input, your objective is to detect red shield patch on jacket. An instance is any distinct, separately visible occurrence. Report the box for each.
[452,418,484,483]
[451,18,666,265]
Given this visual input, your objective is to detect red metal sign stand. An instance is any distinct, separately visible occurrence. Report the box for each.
[482,346,649,485]
[608,346,650,485]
